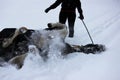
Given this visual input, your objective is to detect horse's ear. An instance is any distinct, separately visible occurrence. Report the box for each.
[47,23,52,28]
[19,27,28,34]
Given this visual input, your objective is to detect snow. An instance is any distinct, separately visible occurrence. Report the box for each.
[0,0,120,80]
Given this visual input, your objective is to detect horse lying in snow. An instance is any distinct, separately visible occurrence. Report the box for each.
[0,22,105,69]
[7,22,82,69]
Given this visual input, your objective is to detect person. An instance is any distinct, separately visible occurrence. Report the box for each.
[45,0,84,37]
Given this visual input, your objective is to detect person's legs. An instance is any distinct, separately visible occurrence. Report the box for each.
[68,13,76,37]
[59,11,67,24]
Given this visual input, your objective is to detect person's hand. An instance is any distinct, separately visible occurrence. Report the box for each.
[79,14,84,20]
[45,8,50,13]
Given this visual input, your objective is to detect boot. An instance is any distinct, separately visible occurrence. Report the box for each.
[69,33,73,37]
[68,31,74,37]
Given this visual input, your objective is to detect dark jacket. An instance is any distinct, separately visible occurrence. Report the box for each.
[48,0,83,14]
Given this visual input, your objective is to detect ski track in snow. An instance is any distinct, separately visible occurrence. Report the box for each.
[92,11,120,35]
[77,10,120,44]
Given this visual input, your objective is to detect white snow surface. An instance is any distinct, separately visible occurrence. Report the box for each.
[0,0,120,80]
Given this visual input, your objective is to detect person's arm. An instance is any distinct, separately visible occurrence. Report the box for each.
[45,0,62,13]
[76,0,84,20]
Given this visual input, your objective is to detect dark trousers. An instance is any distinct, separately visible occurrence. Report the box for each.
[59,11,76,37]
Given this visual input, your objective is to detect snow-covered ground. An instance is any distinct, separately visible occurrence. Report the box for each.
[0,0,120,80]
